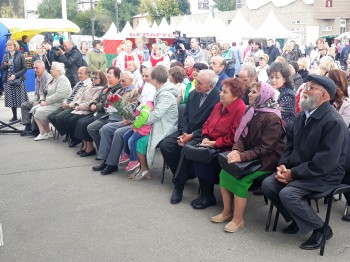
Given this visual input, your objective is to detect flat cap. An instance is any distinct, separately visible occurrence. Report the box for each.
[306,74,336,97]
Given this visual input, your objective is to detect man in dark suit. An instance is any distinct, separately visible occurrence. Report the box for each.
[160,69,220,204]
[264,39,281,65]
[210,56,228,91]
[262,75,348,250]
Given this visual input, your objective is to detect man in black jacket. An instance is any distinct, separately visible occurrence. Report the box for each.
[160,69,220,204]
[56,40,83,87]
[264,39,280,65]
[262,75,348,250]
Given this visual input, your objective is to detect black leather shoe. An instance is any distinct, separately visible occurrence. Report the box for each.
[20,130,35,137]
[100,165,118,175]
[299,225,333,250]
[77,149,85,155]
[9,117,18,122]
[68,139,81,148]
[342,214,350,222]
[192,195,216,209]
[92,161,107,171]
[190,196,202,207]
[80,149,96,157]
[170,187,183,204]
[282,221,299,234]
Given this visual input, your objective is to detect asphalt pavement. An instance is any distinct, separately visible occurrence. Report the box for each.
[0,95,349,261]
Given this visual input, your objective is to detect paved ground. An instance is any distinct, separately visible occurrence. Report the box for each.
[0,95,349,261]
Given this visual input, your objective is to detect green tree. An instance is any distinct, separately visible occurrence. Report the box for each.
[177,0,191,15]
[215,0,236,11]
[36,0,78,20]
[140,0,182,24]
[96,0,140,31]
[0,0,24,18]
[74,10,110,37]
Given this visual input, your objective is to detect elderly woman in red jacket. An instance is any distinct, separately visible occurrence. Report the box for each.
[190,78,246,210]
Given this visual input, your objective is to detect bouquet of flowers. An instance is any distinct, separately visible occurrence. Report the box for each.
[107,94,136,121]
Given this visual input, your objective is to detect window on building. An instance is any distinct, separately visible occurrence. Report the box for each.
[198,0,209,10]
[236,0,245,9]
[321,26,332,32]
[291,20,305,25]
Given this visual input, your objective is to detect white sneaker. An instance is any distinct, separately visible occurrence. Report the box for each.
[34,133,49,141]
[47,131,54,138]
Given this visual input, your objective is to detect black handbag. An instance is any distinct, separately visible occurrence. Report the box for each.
[183,143,220,164]
[218,151,262,180]
[8,77,22,87]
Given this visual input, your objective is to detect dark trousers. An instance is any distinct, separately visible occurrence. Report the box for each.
[342,175,350,204]
[262,175,324,235]
[20,101,38,131]
[48,108,73,136]
[63,113,86,141]
[159,131,200,188]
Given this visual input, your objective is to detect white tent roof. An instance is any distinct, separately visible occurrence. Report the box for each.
[198,14,227,38]
[150,21,159,34]
[135,19,151,33]
[120,21,135,38]
[255,11,297,38]
[102,22,124,40]
[226,10,256,39]
[245,0,314,10]
[158,18,170,32]
[177,15,191,35]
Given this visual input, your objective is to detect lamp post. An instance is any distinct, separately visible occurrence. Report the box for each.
[90,0,95,42]
[115,0,122,33]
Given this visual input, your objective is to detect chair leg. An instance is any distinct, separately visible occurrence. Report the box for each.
[320,193,335,256]
[315,199,320,213]
[344,204,349,216]
[273,210,279,231]
[161,160,166,184]
[265,203,274,232]
[264,194,268,205]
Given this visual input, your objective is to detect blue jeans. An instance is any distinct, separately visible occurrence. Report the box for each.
[123,129,144,161]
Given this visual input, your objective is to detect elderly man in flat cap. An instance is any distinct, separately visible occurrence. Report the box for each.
[262,74,348,250]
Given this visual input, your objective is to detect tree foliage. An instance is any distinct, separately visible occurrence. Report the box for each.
[177,0,191,15]
[74,11,111,37]
[214,0,236,11]
[96,0,140,31]
[0,0,24,18]
[36,0,78,20]
[140,0,183,24]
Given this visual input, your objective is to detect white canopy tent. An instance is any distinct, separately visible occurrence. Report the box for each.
[255,11,297,39]
[120,21,135,39]
[102,22,124,40]
[224,10,256,40]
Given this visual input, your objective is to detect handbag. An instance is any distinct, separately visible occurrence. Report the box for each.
[183,143,220,164]
[218,151,262,180]
[8,77,22,87]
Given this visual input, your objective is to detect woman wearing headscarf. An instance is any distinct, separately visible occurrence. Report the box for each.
[211,82,286,233]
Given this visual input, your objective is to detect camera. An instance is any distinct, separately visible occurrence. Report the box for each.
[52,45,64,52]
[172,31,191,51]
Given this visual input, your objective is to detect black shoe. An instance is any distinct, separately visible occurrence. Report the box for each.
[170,187,183,204]
[190,196,202,207]
[77,149,85,155]
[92,161,107,171]
[68,139,81,148]
[299,225,333,250]
[20,130,34,137]
[342,214,350,222]
[100,165,118,175]
[9,117,18,122]
[62,135,69,142]
[192,195,216,209]
[80,149,96,157]
[282,221,299,234]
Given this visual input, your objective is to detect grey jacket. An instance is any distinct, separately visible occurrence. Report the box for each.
[34,71,52,102]
[146,82,178,166]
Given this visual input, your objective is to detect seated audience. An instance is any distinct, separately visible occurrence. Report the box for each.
[161,69,220,203]
[327,69,350,128]
[86,39,107,73]
[211,82,286,232]
[20,60,52,137]
[297,57,309,83]
[133,65,179,180]
[184,56,195,81]
[120,83,156,172]
[189,78,246,209]
[268,61,296,128]
[262,75,348,250]
[239,64,257,105]
[183,62,208,104]
[210,56,228,91]
[288,62,303,91]
[48,66,93,146]
[32,62,71,140]
[168,66,186,104]
[256,54,269,82]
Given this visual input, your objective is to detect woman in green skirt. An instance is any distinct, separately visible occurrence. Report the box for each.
[211,82,286,233]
